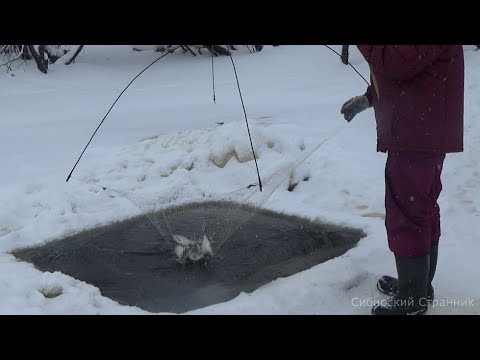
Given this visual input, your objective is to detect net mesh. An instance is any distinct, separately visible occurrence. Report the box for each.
[102,125,343,264]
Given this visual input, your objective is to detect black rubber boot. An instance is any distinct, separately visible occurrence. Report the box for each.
[377,276,434,301]
[428,243,438,291]
[377,244,438,301]
[372,254,429,315]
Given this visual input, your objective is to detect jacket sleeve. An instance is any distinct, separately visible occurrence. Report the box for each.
[357,45,446,81]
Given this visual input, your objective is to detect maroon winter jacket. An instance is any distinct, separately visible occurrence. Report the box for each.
[357,45,464,153]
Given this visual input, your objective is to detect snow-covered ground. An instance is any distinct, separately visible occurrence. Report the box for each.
[1,45,479,315]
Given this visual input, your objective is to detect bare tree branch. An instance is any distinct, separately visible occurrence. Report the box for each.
[64,45,84,65]
[0,45,25,68]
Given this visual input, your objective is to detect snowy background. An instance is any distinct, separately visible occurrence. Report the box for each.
[1,45,479,314]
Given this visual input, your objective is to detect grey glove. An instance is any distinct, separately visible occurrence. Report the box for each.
[340,95,370,122]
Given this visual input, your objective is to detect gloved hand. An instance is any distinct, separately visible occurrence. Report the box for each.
[340,95,370,122]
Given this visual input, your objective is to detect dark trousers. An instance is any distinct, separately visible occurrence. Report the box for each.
[385,151,446,257]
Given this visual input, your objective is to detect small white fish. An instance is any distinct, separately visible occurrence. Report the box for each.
[172,234,214,262]
[172,234,193,246]
[174,244,186,259]
[201,235,213,257]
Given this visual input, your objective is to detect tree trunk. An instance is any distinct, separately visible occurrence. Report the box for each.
[27,45,48,73]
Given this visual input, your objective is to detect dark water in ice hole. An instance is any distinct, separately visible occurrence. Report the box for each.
[13,201,365,313]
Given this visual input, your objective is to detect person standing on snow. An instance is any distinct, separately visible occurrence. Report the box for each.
[340,45,464,315]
